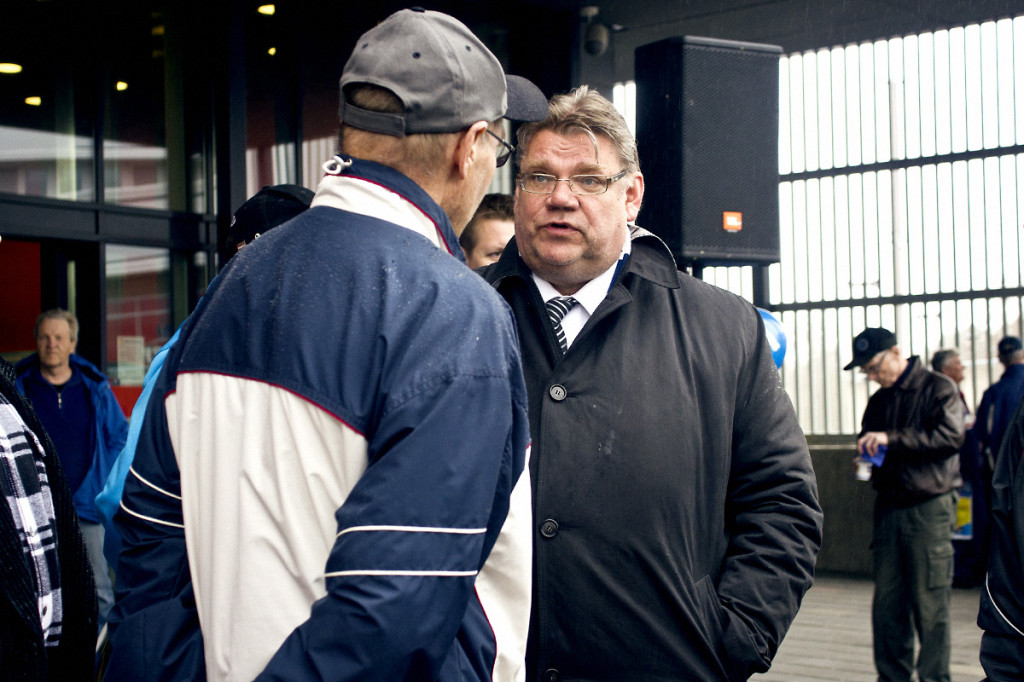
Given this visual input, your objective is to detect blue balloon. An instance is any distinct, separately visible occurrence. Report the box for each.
[758,308,787,368]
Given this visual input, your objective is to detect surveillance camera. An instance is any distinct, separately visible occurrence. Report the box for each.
[585,22,609,56]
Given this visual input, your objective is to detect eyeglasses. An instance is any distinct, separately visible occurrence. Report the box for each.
[860,349,891,376]
[518,170,628,196]
[486,129,515,168]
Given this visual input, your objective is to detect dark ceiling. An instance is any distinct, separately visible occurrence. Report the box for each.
[521,0,1024,92]
[527,0,1023,51]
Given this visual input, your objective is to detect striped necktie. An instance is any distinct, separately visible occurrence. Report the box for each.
[546,296,577,353]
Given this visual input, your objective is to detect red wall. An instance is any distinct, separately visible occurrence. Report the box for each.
[110,385,143,418]
[0,240,42,355]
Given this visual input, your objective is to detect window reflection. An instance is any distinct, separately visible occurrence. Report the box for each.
[105,245,172,386]
[246,4,298,194]
[0,2,95,201]
[102,4,169,209]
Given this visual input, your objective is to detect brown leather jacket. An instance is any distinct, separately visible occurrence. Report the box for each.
[859,356,964,506]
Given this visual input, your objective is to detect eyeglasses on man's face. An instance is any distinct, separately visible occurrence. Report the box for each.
[486,129,514,168]
[860,349,892,376]
[517,170,629,196]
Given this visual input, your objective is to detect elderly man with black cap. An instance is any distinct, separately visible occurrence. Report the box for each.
[845,327,964,682]
[106,9,546,681]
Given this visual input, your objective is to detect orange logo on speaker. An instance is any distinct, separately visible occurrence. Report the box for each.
[723,211,743,231]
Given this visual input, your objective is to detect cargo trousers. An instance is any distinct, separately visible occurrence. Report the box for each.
[871,491,956,682]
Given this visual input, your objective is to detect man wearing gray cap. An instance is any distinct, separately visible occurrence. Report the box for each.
[844,327,964,682]
[106,8,547,681]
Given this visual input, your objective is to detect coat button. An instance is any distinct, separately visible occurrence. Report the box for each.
[548,384,566,401]
[540,518,559,538]
[544,669,560,682]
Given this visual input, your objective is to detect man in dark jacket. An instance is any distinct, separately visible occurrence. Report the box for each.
[975,335,1024,473]
[480,85,823,681]
[845,327,964,682]
[1,356,97,680]
[977,395,1024,680]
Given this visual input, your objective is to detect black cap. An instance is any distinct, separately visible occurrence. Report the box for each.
[998,336,1023,357]
[228,184,314,248]
[844,327,897,370]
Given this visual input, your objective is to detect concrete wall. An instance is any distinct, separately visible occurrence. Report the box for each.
[807,435,874,577]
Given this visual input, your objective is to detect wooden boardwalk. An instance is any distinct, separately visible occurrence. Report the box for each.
[753,575,985,681]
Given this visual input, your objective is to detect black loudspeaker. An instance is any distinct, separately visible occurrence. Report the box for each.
[635,36,782,265]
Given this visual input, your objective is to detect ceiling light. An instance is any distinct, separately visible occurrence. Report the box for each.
[25,96,41,106]
[0,63,23,74]
[116,81,128,91]
[268,47,276,56]
[257,4,275,15]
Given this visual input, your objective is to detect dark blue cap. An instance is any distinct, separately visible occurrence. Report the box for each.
[844,327,897,370]
[998,336,1023,357]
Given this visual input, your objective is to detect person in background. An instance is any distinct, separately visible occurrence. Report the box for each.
[976,336,1024,477]
[931,348,972,428]
[225,184,315,254]
[1,356,97,680]
[460,192,515,268]
[481,85,822,681]
[106,8,546,681]
[15,309,127,632]
[846,327,963,682]
[931,347,987,586]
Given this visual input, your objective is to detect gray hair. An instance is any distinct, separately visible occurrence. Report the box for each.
[515,85,640,174]
[930,348,959,373]
[35,308,79,343]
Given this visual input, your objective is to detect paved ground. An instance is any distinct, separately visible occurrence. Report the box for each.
[753,575,985,682]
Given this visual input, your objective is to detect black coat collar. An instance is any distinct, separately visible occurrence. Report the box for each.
[485,224,681,291]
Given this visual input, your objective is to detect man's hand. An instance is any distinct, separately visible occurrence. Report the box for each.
[857,431,889,456]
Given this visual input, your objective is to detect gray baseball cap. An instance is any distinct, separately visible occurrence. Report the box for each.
[339,8,548,137]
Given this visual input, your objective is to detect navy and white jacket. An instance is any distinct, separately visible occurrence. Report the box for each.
[978,396,1024,680]
[107,157,533,682]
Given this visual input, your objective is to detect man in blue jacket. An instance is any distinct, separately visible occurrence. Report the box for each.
[107,8,547,681]
[16,308,128,630]
[976,336,1024,472]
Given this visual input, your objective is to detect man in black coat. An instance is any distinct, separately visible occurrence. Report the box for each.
[0,356,97,680]
[481,85,822,681]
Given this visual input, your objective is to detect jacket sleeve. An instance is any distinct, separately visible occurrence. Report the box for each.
[977,399,1024,681]
[975,387,995,451]
[104,362,206,682]
[888,378,964,461]
[715,304,823,679]
[95,331,180,568]
[257,367,526,681]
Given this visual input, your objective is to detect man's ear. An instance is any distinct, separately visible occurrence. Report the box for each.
[453,121,490,179]
[625,172,645,222]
